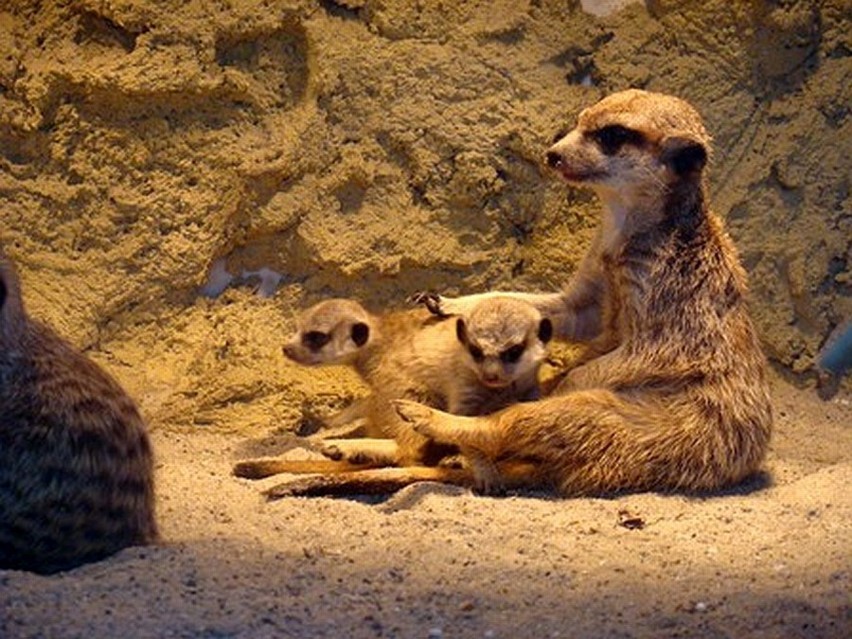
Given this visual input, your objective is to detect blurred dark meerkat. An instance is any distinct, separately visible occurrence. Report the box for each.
[388,89,773,496]
[233,296,552,494]
[0,252,157,574]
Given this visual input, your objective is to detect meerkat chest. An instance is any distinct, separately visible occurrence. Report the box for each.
[601,249,655,339]
[600,204,628,255]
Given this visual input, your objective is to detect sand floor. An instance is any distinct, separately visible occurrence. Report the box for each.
[1,374,849,639]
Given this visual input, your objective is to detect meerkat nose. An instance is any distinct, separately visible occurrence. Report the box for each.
[546,150,564,169]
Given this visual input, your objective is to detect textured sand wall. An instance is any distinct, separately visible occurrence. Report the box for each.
[0,0,849,431]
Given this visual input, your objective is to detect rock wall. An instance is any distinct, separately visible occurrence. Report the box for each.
[0,0,848,430]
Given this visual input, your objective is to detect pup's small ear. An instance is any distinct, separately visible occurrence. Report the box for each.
[455,318,468,345]
[538,318,553,344]
[660,136,707,177]
[351,322,370,347]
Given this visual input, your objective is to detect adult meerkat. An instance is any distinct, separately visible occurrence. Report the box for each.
[234,296,552,493]
[0,252,157,574]
[392,89,773,496]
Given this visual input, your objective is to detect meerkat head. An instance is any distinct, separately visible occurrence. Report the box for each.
[455,297,552,389]
[546,89,711,209]
[283,298,374,366]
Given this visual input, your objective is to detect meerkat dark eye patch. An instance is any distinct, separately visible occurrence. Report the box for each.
[351,322,370,347]
[591,124,643,156]
[0,279,6,310]
[500,343,526,364]
[302,330,331,351]
[468,344,485,363]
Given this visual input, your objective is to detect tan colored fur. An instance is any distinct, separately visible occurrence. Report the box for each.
[393,89,773,496]
[236,297,551,492]
[0,253,158,573]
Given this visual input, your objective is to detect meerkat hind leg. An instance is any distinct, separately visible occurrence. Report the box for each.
[263,460,542,499]
[467,453,505,495]
[321,438,401,466]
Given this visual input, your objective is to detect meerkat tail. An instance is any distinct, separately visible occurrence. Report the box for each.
[262,461,543,498]
[263,466,472,498]
[232,458,382,480]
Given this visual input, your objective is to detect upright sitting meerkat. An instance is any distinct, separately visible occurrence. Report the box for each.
[234,296,552,493]
[0,252,157,574]
[391,89,774,496]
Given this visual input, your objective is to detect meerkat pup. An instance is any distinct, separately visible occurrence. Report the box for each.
[0,252,157,574]
[392,89,773,496]
[234,296,552,492]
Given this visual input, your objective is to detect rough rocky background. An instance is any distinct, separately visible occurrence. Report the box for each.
[1,0,850,424]
[0,1,850,637]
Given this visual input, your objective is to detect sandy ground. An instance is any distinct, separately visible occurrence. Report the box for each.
[1,375,849,639]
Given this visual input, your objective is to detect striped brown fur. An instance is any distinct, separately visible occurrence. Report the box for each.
[0,253,157,574]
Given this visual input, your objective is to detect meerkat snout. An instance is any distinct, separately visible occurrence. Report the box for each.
[545,150,564,170]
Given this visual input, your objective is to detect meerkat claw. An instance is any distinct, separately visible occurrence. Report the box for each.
[405,290,430,305]
[320,443,344,460]
[407,291,447,317]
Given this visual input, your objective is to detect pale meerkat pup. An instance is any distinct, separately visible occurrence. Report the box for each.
[234,296,552,492]
[0,252,158,574]
[390,89,774,496]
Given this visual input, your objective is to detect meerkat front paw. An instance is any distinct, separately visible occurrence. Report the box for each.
[468,455,506,497]
[406,291,449,317]
[320,442,374,465]
[393,400,438,436]
[320,443,374,465]
[320,442,345,461]
[319,439,398,466]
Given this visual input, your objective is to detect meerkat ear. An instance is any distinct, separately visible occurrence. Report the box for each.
[351,322,370,347]
[660,136,707,177]
[537,318,553,344]
[455,318,469,345]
